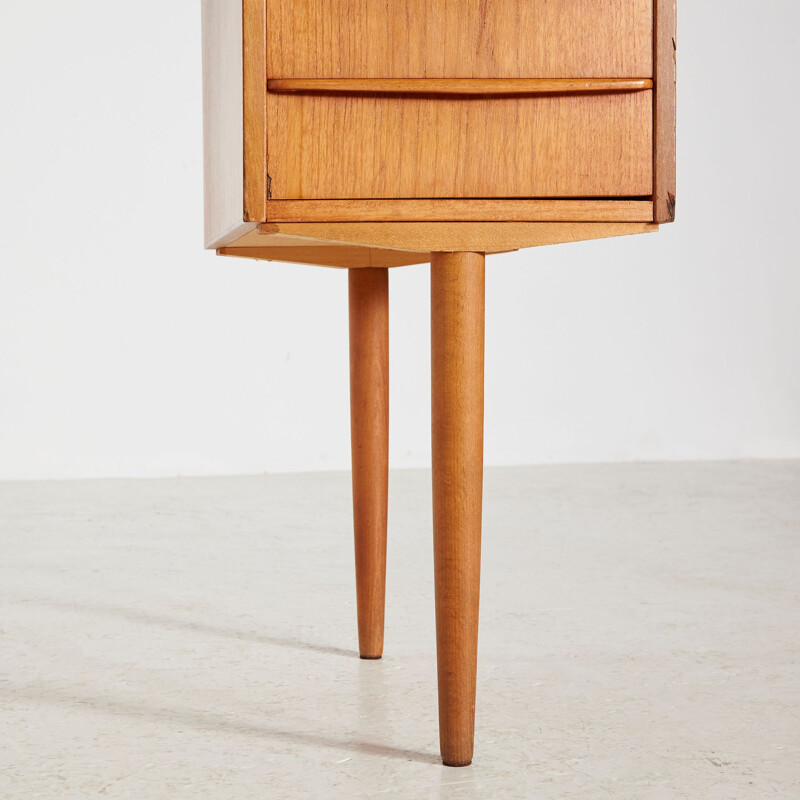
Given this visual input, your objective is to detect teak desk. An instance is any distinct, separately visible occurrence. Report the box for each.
[202,0,676,767]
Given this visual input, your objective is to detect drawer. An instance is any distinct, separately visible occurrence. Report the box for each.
[266,91,653,200]
[267,0,653,79]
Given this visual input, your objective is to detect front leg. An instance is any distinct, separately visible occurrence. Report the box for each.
[430,251,485,766]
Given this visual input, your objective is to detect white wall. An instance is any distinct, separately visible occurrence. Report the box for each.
[1,1,798,480]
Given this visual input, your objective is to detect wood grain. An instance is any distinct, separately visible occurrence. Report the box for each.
[267,92,653,199]
[268,78,653,95]
[217,245,431,268]
[256,222,659,253]
[243,0,267,221]
[268,0,653,79]
[265,200,654,224]
[654,0,677,223]
[430,251,485,767]
[349,269,390,659]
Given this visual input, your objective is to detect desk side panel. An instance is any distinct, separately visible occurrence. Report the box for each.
[202,0,266,248]
[653,0,677,222]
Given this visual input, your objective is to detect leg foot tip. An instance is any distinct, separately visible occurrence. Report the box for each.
[442,759,472,768]
[359,654,382,660]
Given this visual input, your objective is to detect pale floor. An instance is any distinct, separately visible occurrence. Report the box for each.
[0,462,798,799]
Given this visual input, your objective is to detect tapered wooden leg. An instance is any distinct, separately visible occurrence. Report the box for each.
[349,268,389,660]
[430,251,485,767]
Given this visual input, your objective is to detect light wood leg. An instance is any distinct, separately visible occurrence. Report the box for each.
[430,251,485,767]
[348,267,389,659]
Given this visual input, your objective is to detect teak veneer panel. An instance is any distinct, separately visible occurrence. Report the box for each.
[268,92,653,199]
[265,200,655,223]
[218,245,430,268]
[254,222,658,252]
[217,217,658,263]
[654,0,677,222]
[243,0,267,223]
[268,0,653,79]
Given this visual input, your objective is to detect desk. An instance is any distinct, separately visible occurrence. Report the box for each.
[202,0,676,766]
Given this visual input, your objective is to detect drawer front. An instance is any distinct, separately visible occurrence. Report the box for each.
[267,0,653,79]
[267,92,653,200]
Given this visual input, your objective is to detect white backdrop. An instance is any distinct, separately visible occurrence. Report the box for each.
[1,1,799,480]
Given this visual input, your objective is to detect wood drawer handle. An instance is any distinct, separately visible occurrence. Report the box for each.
[267,78,653,96]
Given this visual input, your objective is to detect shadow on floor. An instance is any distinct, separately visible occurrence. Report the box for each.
[13,595,357,659]
[1,681,441,765]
